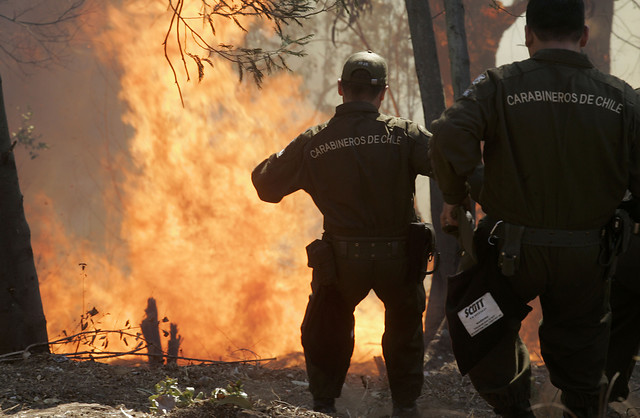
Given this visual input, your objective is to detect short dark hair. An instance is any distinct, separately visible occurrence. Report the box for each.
[526,0,585,42]
[341,69,385,101]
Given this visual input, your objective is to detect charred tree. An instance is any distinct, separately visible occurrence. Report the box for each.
[141,298,164,365]
[0,74,49,355]
[167,323,181,364]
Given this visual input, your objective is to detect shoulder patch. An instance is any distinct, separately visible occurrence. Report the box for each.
[472,74,486,85]
[462,74,486,98]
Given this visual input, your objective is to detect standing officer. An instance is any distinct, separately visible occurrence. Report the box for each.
[429,0,640,417]
[606,191,640,403]
[252,51,431,418]
[605,89,640,405]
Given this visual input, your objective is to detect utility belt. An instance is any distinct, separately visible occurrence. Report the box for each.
[322,222,437,283]
[487,220,605,276]
[326,235,407,260]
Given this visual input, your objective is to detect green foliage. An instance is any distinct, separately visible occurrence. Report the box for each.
[212,381,252,409]
[149,377,252,415]
[11,106,48,160]
[149,377,204,414]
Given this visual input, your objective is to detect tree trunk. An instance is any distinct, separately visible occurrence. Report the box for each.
[444,0,471,99]
[429,0,613,104]
[583,0,613,73]
[419,0,473,352]
[405,0,459,347]
[429,0,528,104]
[404,0,446,129]
[0,74,49,355]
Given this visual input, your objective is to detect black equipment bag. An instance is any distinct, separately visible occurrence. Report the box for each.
[445,223,532,375]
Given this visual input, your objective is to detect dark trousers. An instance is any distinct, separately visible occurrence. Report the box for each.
[606,234,640,401]
[467,226,609,417]
[302,241,426,405]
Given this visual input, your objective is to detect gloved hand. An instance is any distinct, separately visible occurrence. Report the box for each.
[440,195,473,234]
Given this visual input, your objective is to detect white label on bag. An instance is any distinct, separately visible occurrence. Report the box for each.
[457,292,504,337]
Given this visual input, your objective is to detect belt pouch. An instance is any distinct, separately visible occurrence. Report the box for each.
[407,222,436,282]
[306,239,338,286]
[498,224,525,276]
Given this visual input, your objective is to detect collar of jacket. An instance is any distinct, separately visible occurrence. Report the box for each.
[335,101,380,116]
[531,48,594,69]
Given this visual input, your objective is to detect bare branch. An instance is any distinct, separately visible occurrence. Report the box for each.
[611,29,640,52]
[0,0,84,26]
[488,0,527,18]
[0,0,88,69]
[611,1,640,52]
[164,0,187,106]
[164,0,342,99]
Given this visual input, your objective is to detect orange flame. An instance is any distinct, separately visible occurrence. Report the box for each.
[28,0,388,368]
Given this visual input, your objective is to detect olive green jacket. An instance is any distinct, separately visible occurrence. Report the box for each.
[252,101,431,237]
[431,49,640,229]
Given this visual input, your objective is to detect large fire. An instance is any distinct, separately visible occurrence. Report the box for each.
[27,0,387,368]
[19,0,547,372]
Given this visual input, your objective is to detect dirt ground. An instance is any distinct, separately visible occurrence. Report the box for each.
[0,350,638,418]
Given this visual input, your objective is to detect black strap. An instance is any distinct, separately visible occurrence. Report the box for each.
[489,221,602,247]
[521,227,602,247]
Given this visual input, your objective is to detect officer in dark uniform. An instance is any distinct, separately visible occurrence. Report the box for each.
[252,51,431,418]
[605,89,640,405]
[606,190,640,403]
[429,0,640,417]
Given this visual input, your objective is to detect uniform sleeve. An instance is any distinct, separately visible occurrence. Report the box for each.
[251,133,308,203]
[468,164,485,203]
[430,73,493,204]
[410,123,433,177]
[630,88,640,199]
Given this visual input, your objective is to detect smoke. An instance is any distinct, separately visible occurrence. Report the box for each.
[1,0,394,366]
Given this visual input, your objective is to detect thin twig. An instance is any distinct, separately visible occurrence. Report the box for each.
[0,1,85,27]
[165,0,186,106]
[489,0,526,18]
[611,30,640,51]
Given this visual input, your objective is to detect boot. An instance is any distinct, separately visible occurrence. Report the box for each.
[313,397,337,414]
[391,401,421,418]
[495,400,536,417]
[562,405,598,418]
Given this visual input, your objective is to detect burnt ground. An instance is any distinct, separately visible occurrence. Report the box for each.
[0,350,638,418]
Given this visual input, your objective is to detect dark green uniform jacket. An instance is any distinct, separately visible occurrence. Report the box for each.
[430,49,640,415]
[431,49,640,229]
[252,101,432,406]
[252,101,431,236]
